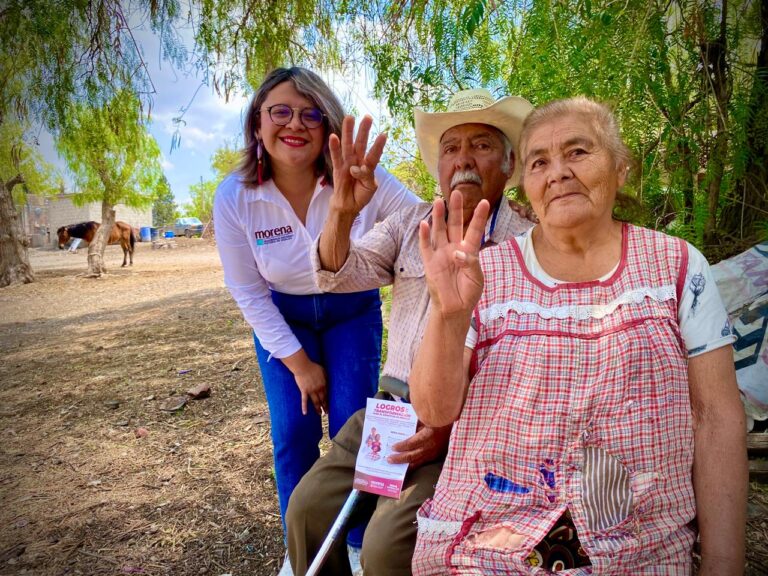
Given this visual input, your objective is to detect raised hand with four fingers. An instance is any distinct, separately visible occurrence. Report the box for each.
[328,115,387,217]
[418,189,491,318]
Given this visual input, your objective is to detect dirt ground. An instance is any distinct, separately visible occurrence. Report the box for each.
[1,240,285,576]
[1,239,767,576]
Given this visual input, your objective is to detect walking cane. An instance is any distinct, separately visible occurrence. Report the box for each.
[305,488,362,576]
[304,377,410,576]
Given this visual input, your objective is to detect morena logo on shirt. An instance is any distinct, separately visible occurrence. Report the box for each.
[254,225,294,246]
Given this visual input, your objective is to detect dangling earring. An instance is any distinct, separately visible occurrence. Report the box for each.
[256,139,264,186]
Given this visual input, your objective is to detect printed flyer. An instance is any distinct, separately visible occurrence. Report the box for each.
[353,397,418,498]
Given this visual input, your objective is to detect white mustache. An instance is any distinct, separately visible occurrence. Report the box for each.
[450,170,482,188]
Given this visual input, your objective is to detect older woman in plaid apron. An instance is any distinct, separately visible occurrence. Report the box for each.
[408,97,746,575]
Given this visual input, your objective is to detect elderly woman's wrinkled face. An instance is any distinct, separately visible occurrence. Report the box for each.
[521,114,626,229]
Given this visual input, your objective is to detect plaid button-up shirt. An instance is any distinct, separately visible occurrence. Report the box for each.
[312,199,533,383]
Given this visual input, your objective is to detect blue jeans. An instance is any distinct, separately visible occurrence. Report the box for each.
[253,288,382,543]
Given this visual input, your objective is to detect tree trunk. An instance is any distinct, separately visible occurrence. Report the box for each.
[719,0,768,248]
[704,123,728,247]
[86,201,116,277]
[674,139,695,225]
[0,175,35,287]
[702,0,731,250]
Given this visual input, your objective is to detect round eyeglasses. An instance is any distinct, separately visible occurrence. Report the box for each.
[261,104,326,129]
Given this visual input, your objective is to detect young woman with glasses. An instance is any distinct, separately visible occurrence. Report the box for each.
[213,67,418,547]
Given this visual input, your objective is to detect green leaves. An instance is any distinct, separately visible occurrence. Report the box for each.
[333,0,765,255]
[55,90,163,209]
[461,0,487,38]
[184,179,217,223]
[194,0,341,94]
[183,143,241,222]
[152,176,176,227]
[0,120,59,201]
[0,0,182,131]
[10,0,757,258]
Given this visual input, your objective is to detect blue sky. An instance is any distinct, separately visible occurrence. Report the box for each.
[37,19,389,209]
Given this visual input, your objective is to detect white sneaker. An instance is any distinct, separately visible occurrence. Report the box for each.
[278,552,293,576]
[348,545,363,576]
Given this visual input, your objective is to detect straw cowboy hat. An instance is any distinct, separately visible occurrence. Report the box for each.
[414,88,533,187]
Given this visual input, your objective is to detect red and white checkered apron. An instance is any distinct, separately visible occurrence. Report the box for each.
[413,224,694,575]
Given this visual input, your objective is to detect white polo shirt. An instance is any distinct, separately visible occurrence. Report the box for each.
[214,166,418,359]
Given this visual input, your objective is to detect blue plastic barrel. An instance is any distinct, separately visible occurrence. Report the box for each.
[150,227,159,241]
[164,230,174,239]
[140,226,151,242]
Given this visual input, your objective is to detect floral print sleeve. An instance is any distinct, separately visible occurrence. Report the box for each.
[679,242,736,357]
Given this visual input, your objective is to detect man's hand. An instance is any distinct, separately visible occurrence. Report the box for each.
[387,422,452,469]
[328,115,387,217]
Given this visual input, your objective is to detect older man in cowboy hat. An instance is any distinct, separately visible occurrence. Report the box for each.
[285,89,534,576]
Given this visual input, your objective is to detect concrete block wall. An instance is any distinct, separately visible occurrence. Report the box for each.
[48,195,153,247]
[114,204,153,229]
[48,197,99,246]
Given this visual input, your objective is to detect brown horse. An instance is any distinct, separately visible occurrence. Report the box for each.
[57,221,136,267]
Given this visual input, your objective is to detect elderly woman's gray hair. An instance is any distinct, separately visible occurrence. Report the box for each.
[519,96,633,172]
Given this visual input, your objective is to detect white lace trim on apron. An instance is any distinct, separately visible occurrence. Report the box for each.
[480,285,677,323]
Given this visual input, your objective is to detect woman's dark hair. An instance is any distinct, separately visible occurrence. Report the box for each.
[239,67,345,187]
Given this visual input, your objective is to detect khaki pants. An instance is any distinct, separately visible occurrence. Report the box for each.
[286,407,444,576]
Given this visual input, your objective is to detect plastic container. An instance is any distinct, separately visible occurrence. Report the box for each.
[139,226,152,242]
[164,230,174,239]
[150,227,159,241]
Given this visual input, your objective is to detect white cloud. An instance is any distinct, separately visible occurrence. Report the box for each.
[176,124,216,149]
[160,153,174,171]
